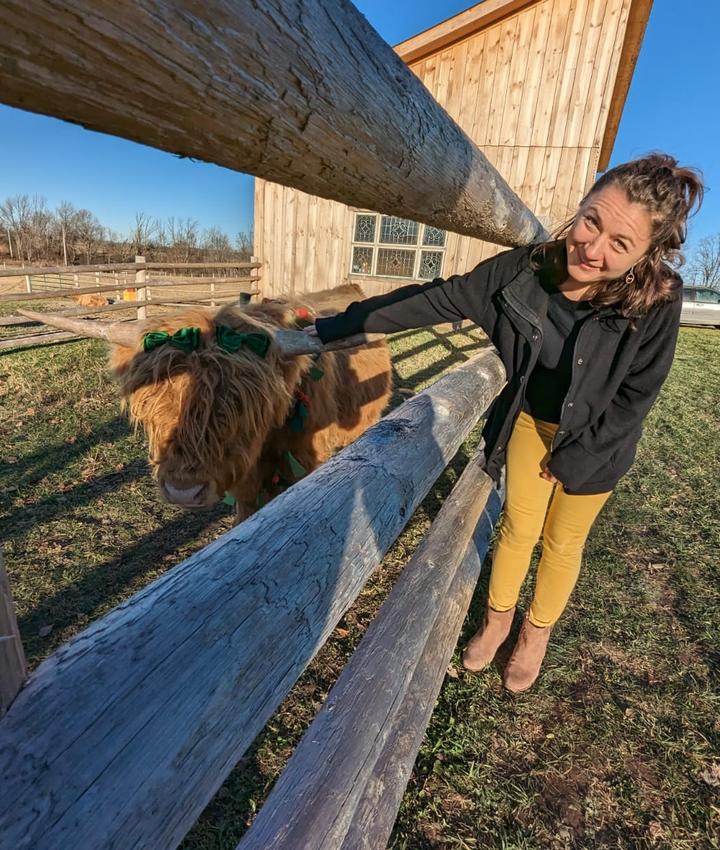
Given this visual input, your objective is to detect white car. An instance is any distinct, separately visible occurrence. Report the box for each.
[680,286,720,327]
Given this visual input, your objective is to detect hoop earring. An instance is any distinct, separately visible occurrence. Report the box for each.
[625,268,635,285]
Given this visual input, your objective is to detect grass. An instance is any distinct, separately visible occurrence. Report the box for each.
[1,320,718,850]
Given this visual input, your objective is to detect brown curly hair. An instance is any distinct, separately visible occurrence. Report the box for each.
[533,153,704,319]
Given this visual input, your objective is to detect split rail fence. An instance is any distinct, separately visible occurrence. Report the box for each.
[0,0,549,846]
[0,256,261,353]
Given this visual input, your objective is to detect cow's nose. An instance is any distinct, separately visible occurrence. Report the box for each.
[162,481,208,507]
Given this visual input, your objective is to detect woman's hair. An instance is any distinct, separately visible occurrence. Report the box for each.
[533,153,704,319]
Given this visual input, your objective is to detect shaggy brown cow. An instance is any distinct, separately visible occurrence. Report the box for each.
[22,291,391,520]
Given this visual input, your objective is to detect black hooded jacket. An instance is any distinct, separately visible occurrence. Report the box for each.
[315,245,682,495]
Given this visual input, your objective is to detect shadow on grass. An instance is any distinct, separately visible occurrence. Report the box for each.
[18,504,229,663]
[0,456,150,542]
[0,413,132,489]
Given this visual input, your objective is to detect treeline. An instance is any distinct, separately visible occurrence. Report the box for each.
[0,194,253,266]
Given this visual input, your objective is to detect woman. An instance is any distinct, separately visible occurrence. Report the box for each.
[306,154,703,692]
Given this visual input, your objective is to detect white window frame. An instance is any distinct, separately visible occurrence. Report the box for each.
[349,212,446,281]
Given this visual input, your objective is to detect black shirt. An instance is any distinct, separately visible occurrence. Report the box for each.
[523,271,595,423]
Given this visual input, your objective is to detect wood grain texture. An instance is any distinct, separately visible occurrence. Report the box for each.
[238,460,502,849]
[0,0,544,248]
[0,551,27,717]
[0,347,505,850]
[340,487,504,850]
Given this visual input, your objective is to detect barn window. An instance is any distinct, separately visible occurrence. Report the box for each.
[350,212,446,280]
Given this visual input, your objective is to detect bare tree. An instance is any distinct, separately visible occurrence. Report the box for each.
[166,216,199,262]
[0,194,33,261]
[235,228,253,259]
[687,234,720,291]
[128,212,158,256]
[202,226,232,262]
[55,201,80,265]
[75,209,106,264]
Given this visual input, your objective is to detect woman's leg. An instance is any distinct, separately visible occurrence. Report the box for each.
[504,484,612,692]
[528,485,612,627]
[488,411,558,612]
[463,411,557,671]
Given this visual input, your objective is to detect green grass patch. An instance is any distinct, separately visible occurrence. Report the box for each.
[1,324,717,849]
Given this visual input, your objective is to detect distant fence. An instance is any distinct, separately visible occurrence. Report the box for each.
[0,255,262,352]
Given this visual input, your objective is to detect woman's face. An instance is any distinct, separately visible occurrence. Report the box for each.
[566,184,653,284]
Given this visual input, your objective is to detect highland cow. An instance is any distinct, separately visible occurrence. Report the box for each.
[21,288,391,521]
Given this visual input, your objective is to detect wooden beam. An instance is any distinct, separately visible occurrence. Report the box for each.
[598,0,654,171]
[0,262,260,278]
[0,292,261,328]
[237,459,502,849]
[0,277,260,303]
[0,262,139,278]
[145,262,260,270]
[0,551,28,717]
[341,489,503,849]
[0,0,546,247]
[395,0,541,65]
[0,330,84,352]
[0,348,506,850]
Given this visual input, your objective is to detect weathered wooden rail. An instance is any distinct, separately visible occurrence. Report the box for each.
[238,458,503,849]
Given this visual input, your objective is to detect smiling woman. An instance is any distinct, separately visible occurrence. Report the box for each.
[308,152,704,692]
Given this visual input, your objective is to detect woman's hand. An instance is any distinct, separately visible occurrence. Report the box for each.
[303,322,319,337]
[540,463,559,484]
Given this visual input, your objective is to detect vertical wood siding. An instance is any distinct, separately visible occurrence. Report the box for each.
[256,0,632,298]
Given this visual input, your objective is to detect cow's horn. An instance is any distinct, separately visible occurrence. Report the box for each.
[18,309,141,347]
[273,329,385,356]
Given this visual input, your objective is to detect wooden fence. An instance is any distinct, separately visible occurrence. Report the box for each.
[0,256,262,353]
[0,0,547,845]
[0,348,505,850]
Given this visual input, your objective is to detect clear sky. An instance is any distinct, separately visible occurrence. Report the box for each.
[0,0,717,250]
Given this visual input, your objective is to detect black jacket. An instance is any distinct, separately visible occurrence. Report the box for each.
[316,246,682,494]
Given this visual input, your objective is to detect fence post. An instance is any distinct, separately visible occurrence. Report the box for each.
[251,254,259,301]
[24,274,31,293]
[0,549,28,718]
[135,254,147,320]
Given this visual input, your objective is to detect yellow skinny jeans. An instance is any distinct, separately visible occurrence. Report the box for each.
[489,410,612,627]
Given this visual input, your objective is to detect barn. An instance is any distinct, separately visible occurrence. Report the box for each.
[255,0,653,299]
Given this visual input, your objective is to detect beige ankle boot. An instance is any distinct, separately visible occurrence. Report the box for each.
[503,615,552,693]
[462,606,515,672]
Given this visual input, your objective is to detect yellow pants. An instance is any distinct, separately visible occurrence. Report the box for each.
[489,410,612,627]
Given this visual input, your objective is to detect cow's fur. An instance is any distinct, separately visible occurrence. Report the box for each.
[110,297,392,519]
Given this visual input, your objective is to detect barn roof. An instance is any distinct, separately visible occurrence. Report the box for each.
[394,0,654,171]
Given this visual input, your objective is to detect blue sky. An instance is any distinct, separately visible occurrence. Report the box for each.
[0,0,717,250]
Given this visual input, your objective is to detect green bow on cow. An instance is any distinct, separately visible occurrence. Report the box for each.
[142,325,271,358]
[215,325,271,358]
[143,327,201,353]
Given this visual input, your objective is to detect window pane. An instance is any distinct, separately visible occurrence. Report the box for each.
[376,248,416,277]
[379,216,419,245]
[419,250,443,279]
[351,246,374,275]
[682,287,696,301]
[696,288,720,302]
[354,214,376,243]
[422,226,446,247]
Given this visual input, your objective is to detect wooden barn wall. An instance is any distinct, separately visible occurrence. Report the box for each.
[255,0,632,299]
